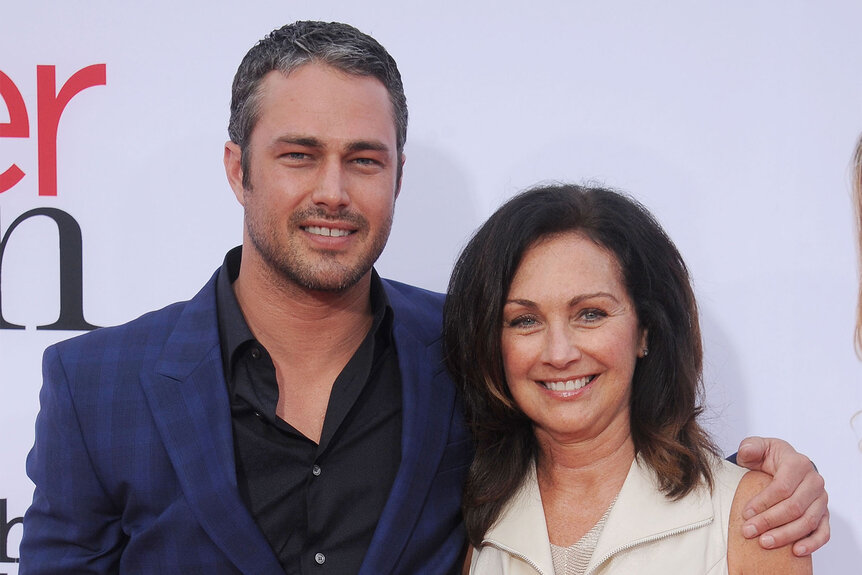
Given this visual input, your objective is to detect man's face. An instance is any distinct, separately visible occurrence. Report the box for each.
[225,63,402,293]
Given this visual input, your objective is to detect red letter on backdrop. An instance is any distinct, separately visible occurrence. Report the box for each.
[37,64,106,196]
[0,70,30,194]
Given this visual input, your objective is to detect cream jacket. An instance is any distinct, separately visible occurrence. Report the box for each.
[469,456,747,575]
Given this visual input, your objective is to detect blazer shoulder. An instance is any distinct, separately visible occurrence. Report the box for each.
[49,271,219,367]
[380,278,445,342]
[381,278,445,309]
[50,299,189,357]
[382,279,446,317]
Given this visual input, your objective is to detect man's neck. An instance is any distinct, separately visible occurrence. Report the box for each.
[232,249,376,442]
[232,253,374,366]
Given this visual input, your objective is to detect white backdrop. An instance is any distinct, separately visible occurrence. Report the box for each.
[1,1,860,572]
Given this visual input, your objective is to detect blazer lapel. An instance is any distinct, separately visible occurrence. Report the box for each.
[360,281,459,574]
[140,273,284,575]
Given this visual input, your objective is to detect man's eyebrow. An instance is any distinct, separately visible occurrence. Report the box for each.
[274,135,323,148]
[345,140,391,154]
[272,136,391,155]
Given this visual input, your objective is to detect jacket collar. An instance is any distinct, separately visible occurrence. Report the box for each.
[140,271,285,575]
[480,464,554,574]
[140,271,462,575]
[359,278,462,574]
[482,456,716,574]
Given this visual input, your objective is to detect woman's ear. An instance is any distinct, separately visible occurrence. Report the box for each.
[638,328,649,358]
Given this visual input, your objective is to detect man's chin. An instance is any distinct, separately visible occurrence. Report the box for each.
[275,262,373,293]
[249,233,385,294]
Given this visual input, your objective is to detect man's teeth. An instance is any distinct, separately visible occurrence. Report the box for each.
[305,226,351,237]
[542,376,594,392]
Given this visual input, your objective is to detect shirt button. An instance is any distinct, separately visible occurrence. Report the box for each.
[312,464,322,476]
[314,552,326,565]
[250,347,261,360]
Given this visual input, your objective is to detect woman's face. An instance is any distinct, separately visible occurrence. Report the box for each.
[501,232,646,446]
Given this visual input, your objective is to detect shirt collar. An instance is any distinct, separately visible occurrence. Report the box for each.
[215,245,393,383]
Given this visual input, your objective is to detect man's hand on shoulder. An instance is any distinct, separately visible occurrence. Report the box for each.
[734,436,829,556]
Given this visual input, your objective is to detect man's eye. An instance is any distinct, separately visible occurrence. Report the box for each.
[353,157,379,166]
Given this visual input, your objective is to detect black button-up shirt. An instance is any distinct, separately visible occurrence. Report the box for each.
[216,247,402,574]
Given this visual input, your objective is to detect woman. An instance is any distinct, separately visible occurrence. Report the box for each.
[854,134,862,353]
[443,185,812,574]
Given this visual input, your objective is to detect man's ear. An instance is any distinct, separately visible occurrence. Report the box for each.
[394,153,406,199]
[224,141,246,205]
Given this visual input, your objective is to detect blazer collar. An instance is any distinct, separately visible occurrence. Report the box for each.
[140,270,284,575]
[359,279,461,574]
[141,272,461,575]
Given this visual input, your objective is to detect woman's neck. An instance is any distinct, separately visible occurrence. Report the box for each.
[535,426,635,547]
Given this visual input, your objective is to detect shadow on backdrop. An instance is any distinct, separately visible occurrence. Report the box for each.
[376,141,480,293]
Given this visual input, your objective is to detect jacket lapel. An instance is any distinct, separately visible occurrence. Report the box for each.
[139,273,284,575]
[586,456,714,572]
[359,281,459,574]
[480,465,555,575]
[481,457,717,575]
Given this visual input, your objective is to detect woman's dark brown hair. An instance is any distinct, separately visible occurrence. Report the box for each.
[443,184,719,546]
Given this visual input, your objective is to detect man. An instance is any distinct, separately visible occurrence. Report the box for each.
[20,21,828,574]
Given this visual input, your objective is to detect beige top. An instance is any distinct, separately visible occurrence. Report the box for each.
[550,496,616,575]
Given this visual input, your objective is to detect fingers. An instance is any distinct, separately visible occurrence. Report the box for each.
[739,438,812,518]
[791,509,831,556]
[745,495,829,555]
[742,472,828,553]
[734,435,770,470]
[732,435,829,554]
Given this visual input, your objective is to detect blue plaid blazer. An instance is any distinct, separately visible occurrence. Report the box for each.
[21,271,472,574]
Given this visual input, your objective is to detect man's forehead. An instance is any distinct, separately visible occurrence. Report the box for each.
[254,64,397,141]
[261,64,390,107]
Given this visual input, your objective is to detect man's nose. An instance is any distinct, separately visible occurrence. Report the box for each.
[310,160,350,209]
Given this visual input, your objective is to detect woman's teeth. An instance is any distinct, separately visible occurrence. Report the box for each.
[541,375,594,391]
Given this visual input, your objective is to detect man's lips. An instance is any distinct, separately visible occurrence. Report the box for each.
[539,374,596,392]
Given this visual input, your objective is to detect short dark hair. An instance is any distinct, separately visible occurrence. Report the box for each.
[443,184,719,545]
[228,21,408,186]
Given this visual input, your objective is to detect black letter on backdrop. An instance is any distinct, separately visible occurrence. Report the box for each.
[0,207,99,330]
[0,499,21,563]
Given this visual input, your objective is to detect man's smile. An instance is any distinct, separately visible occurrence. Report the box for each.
[302,225,354,237]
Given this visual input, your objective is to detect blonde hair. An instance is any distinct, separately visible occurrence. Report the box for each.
[854,134,862,356]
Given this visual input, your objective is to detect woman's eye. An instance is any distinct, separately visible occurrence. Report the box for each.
[507,315,538,328]
[580,309,607,322]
